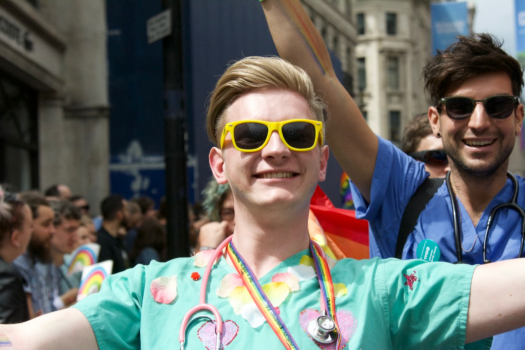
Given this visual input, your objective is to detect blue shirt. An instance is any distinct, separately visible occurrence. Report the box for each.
[351,136,525,349]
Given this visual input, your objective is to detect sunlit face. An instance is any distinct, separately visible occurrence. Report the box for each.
[75,226,91,249]
[429,72,524,177]
[415,134,450,178]
[210,89,329,212]
[51,218,80,255]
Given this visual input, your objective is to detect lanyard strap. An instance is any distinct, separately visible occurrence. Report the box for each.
[227,240,340,350]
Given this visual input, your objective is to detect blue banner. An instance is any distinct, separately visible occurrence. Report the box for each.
[431,2,469,55]
[516,0,525,66]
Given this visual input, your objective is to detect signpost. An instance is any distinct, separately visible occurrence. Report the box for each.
[147,9,171,44]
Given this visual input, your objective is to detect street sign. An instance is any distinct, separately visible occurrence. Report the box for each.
[147,9,171,44]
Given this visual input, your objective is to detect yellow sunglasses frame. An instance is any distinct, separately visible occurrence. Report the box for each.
[220,119,324,153]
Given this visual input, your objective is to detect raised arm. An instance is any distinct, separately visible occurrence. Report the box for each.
[466,260,525,343]
[261,0,378,201]
[0,308,98,349]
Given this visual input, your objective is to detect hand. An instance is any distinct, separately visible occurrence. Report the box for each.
[198,221,234,251]
[60,288,79,307]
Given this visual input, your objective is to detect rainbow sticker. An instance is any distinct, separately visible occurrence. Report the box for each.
[77,260,113,301]
[67,243,100,276]
[0,334,12,347]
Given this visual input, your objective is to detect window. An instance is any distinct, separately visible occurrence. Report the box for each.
[386,13,397,35]
[389,111,401,144]
[357,57,366,91]
[357,13,365,35]
[387,56,399,90]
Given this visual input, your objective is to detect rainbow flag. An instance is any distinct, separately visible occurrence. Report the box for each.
[309,186,369,260]
[340,172,354,210]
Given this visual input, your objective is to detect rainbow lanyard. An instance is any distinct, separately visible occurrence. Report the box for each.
[226,240,340,350]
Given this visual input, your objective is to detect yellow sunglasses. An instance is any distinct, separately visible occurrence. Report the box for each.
[220,119,324,152]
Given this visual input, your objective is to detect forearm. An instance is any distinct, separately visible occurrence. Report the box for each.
[466,260,525,343]
[260,0,378,200]
[0,308,98,349]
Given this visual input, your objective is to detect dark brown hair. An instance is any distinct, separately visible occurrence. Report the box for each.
[401,113,433,154]
[423,34,524,109]
[130,218,166,262]
[0,199,26,245]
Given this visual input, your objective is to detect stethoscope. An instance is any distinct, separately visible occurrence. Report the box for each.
[446,171,525,264]
[179,235,340,349]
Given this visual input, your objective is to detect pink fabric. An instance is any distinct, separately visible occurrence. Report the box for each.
[299,308,357,349]
[197,320,239,349]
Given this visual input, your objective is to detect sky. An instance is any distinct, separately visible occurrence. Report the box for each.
[471,0,516,56]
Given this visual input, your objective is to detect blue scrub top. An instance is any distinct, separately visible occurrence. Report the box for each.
[350,136,525,348]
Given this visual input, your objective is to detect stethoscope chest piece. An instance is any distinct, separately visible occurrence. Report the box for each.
[308,315,339,344]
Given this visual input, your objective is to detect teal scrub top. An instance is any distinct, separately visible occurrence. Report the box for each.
[74,249,491,349]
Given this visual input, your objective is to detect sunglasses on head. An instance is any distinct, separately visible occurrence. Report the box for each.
[220,119,323,152]
[408,149,448,166]
[438,95,519,120]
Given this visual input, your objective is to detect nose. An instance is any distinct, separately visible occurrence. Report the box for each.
[468,102,491,131]
[261,131,291,160]
[48,224,57,237]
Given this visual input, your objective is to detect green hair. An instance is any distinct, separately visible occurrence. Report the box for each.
[201,178,231,222]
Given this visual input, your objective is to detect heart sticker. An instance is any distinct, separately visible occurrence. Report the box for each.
[197,320,239,349]
[299,309,357,349]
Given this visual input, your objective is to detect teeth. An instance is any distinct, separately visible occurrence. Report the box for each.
[259,172,294,179]
[465,140,494,147]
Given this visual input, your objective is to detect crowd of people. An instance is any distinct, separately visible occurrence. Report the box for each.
[2,0,525,348]
[0,179,230,325]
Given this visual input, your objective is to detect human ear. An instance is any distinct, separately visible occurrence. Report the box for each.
[10,229,21,247]
[515,104,524,136]
[209,147,228,185]
[317,145,330,182]
[428,107,441,137]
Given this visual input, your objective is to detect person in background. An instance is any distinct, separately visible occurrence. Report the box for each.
[79,215,97,244]
[48,201,81,305]
[97,195,130,274]
[401,113,450,178]
[129,218,166,266]
[196,179,235,252]
[0,188,33,324]
[124,200,143,253]
[12,193,56,317]
[134,196,156,219]
[70,195,90,217]
[44,185,72,201]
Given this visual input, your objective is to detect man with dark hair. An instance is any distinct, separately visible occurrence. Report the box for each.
[49,201,81,307]
[401,113,449,178]
[13,193,56,317]
[97,194,130,274]
[262,2,525,347]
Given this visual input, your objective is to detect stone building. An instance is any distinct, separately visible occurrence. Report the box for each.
[0,0,108,208]
[353,0,432,147]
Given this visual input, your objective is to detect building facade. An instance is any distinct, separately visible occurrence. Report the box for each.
[0,0,109,209]
[354,0,432,147]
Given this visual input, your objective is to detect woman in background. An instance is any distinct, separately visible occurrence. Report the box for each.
[0,188,33,323]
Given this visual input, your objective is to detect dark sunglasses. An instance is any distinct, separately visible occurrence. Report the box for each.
[220,119,323,152]
[438,95,519,120]
[408,149,448,166]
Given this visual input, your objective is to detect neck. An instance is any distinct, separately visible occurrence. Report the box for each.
[0,243,17,263]
[449,165,509,226]
[102,220,120,238]
[229,202,311,279]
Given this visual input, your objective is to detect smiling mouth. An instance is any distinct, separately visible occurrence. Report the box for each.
[255,172,296,179]
[463,139,495,147]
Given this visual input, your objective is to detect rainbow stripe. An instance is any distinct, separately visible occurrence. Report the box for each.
[227,242,299,350]
[78,266,109,296]
[279,0,332,76]
[0,334,12,347]
[340,172,354,209]
[310,242,340,341]
[68,245,98,275]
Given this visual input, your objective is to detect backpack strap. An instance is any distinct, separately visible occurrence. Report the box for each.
[395,177,444,259]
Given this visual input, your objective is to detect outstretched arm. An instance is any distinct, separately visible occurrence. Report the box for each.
[466,260,525,343]
[261,0,378,201]
[0,308,98,349]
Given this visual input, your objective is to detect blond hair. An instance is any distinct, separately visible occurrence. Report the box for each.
[206,56,326,145]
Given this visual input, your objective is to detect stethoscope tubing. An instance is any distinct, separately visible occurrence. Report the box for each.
[446,171,525,264]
